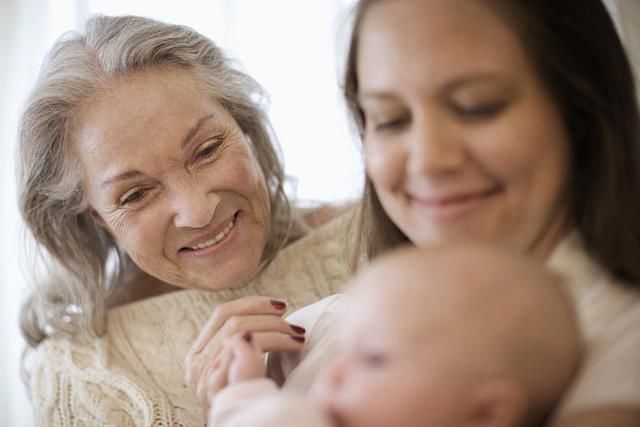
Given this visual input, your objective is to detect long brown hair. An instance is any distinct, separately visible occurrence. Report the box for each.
[344,0,640,287]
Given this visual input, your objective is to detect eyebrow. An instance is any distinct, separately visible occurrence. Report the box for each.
[100,113,217,188]
[358,72,509,102]
[181,113,217,149]
[100,170,144,188]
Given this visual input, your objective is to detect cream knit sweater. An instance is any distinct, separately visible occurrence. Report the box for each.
[27,217,352,426]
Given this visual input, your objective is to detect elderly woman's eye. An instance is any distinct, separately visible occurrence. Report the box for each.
[119,188,149,206]
[195,139,222,161]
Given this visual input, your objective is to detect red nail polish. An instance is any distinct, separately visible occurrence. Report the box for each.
[290,324,306,334]
[270,300,287,310]
[291,335,305,343]
[242,331,253,343]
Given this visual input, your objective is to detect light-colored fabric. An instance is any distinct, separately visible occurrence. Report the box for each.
[26,216,351,427]
[281,233,640,417]
[548,234,640,417]
[209,378,331,427]
[273,294,345,392]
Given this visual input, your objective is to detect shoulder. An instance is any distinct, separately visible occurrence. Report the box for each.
[28,315,204,425]
[27,332,158,426]
[255,211,355,310]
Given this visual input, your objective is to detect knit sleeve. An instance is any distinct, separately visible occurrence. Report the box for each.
[28,338,155,427]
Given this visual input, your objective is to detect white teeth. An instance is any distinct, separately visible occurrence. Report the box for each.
[189,219,235,251]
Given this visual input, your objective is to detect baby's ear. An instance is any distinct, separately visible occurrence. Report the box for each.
[466,379,527,427]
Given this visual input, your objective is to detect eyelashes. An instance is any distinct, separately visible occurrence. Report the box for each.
[367,100,508,135]
[119,187,154,207]
[194,135,224,161]
[115,129,236,209]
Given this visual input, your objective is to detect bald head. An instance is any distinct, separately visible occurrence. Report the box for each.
[347,244,580,424]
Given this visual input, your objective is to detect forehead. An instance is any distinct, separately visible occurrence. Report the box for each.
[72,68,233,184]
[76,68,223,145]
[358,0,530,93]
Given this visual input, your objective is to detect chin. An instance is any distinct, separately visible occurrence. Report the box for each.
[193,266,260,291]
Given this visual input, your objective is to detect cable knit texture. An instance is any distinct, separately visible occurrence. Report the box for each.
[27,217,352,426]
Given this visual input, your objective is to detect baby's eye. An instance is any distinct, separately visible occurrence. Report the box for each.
[360,352,387,367]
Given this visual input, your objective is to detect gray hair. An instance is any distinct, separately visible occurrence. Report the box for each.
[19,15,297,346]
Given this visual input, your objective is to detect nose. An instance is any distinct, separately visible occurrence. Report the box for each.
[406,113,465,177]
[170,185,220,229]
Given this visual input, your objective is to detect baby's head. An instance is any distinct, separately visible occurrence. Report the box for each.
[312,245,580,427]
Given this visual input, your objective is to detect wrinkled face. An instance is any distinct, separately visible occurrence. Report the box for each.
[75,68,270,290]
[312,276,477,427]
[359,0,571,257]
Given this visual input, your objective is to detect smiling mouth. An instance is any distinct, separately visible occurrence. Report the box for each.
[413,186,501,206]
[408,186,502,221]
[179,212,238,253]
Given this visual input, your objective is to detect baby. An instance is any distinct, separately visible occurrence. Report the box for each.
[206,245,580,427]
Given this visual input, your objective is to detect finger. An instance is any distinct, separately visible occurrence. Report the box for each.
[251,331,306,353]
[191,296,288,354]
[230,331,263,366]
[195,315,302,364]
[198,346,233,408]
[227,332,265,383]
[186,316,304,389]
[194,314,302,363]
[218,314,305,341]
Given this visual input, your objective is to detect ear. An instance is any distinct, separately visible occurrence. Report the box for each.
[466,379,527,427]
[89,208,108,229]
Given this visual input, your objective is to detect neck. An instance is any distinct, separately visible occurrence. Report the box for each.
[107,271,182,309]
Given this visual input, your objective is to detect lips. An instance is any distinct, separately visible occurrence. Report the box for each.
[179,211,239,253]
[407,186,502,221]
[411,186,501,206]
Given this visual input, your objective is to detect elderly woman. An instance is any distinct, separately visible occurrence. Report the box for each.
[19,15,350,425]
[255,1,640,426]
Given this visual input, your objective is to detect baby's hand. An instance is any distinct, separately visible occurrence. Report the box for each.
[204,331,266,407]
[227,331,266,384]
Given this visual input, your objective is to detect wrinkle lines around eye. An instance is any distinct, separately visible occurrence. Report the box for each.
[106,207,141,236]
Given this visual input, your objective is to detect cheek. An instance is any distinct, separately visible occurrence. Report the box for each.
[480,120,569,200]
[105,209,166,255]
[365,141,405,192]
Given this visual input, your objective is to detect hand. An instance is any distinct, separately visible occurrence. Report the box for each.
[203,331,266,406]
[185,296,306,409]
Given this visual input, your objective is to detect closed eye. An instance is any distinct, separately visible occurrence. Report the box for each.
[369,115,411,133]
[360,352,387,367]
[119,187,151,207]
[453,102,506,122]
[195,137,223,161]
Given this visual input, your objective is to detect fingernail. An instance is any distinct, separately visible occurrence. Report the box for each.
[291,335,305,343]
[290,324,306,334]
[242,331,253,343]
[270,300,287,310]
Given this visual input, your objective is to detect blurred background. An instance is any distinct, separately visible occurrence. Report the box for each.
[0,0,638,425]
